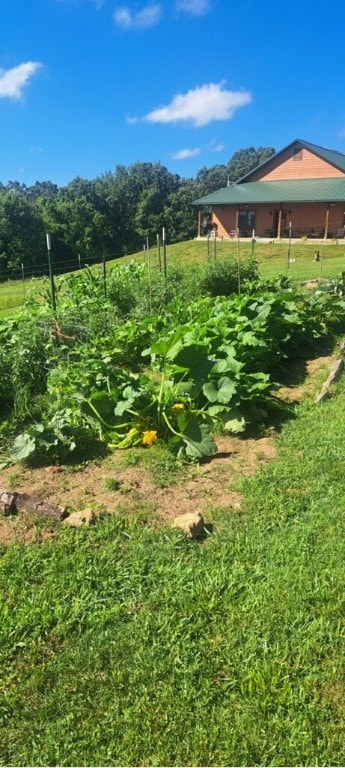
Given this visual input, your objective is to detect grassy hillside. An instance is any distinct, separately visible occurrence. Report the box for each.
[1,238,345,316]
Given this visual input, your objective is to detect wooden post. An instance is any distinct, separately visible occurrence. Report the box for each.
[102,243,107,298]
[277,209,283,240]
[324,206,330,240]
[156,233,161,271]
[146,235,152,315]
[162,227,167,279]
[197,209,201,238]
[237,228,241,295]
[287,221,292,271]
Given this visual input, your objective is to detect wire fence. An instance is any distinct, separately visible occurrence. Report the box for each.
[0,248,134,284]
[0,239,169,313]
[1,236,345,315]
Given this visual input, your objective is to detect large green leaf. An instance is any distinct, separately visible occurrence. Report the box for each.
[171,344,214,384]
[175,412,217,459]
[220,408,246,434]
[206,405,246,434]
[144,329,184,361]
[203,376,237,405]
[114,384,144,416]
[10,433,37,461]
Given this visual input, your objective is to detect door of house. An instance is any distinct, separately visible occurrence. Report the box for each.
[238,209,256,236]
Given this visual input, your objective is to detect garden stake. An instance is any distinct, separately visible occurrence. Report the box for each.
[156,233,162,271]
[46,233,57,313]
[287,220,292,272]
[21,263,25,298]
[237,228,241,295]
[162,227,168,303]
[147,235,152,315]
[102,243,107,299]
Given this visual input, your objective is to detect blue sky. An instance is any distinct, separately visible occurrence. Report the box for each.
[1,0,345,187]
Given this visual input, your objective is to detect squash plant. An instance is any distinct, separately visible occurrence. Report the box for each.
[4,281,345,465]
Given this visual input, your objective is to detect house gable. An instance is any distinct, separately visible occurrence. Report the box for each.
[241,140,345,182]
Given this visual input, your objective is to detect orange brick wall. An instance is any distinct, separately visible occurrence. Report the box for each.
[212,208,237,238]
[211,203,345,238]
[249,147,345,181]
[288,203,344,231]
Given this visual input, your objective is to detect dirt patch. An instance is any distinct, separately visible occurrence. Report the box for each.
[0,351,341,547]
[0,434,276,547]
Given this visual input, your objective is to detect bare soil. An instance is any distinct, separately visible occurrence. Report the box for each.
[0,350,338,547]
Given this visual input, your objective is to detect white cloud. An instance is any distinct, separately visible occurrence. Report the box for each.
[113,3,162,29]
[0,62,42,101]
[169,147,201,160]
[140,81,252,127]
[175,0,211,15]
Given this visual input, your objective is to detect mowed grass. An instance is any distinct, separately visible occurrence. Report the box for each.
[1,379,345,765]
[2,239,345,315]
[166,238,345,283]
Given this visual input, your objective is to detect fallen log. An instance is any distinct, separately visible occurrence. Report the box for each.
[0,488,67,520]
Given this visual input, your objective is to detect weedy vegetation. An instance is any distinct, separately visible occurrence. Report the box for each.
[1,244,345,765]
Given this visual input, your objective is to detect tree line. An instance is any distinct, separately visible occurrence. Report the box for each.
[0,146,274,277]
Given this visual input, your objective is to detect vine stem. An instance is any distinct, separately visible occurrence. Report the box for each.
[162,410,181,437]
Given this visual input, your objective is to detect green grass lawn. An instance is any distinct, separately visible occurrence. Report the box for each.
[2,239,345,316]
[1,377,345,765]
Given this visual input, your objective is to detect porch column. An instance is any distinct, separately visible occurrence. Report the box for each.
[235,209,239,233]
[197,209,201,238]
[324,206,330,240]
[277,208,283,239]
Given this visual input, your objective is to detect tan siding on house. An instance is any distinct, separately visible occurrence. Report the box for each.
[249,147,345,181]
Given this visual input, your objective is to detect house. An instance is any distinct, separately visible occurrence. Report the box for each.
[192,139,345,241]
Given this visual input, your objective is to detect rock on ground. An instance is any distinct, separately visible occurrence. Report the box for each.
[172,511,206,539]
[63,508,95,527]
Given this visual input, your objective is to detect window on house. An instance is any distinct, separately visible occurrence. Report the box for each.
[238,209,256,234]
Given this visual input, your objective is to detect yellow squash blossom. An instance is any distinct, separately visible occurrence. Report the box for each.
[142,430,157,446]
[172,403,185,411]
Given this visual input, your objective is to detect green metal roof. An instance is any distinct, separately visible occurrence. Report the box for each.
[192,177,345,206]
